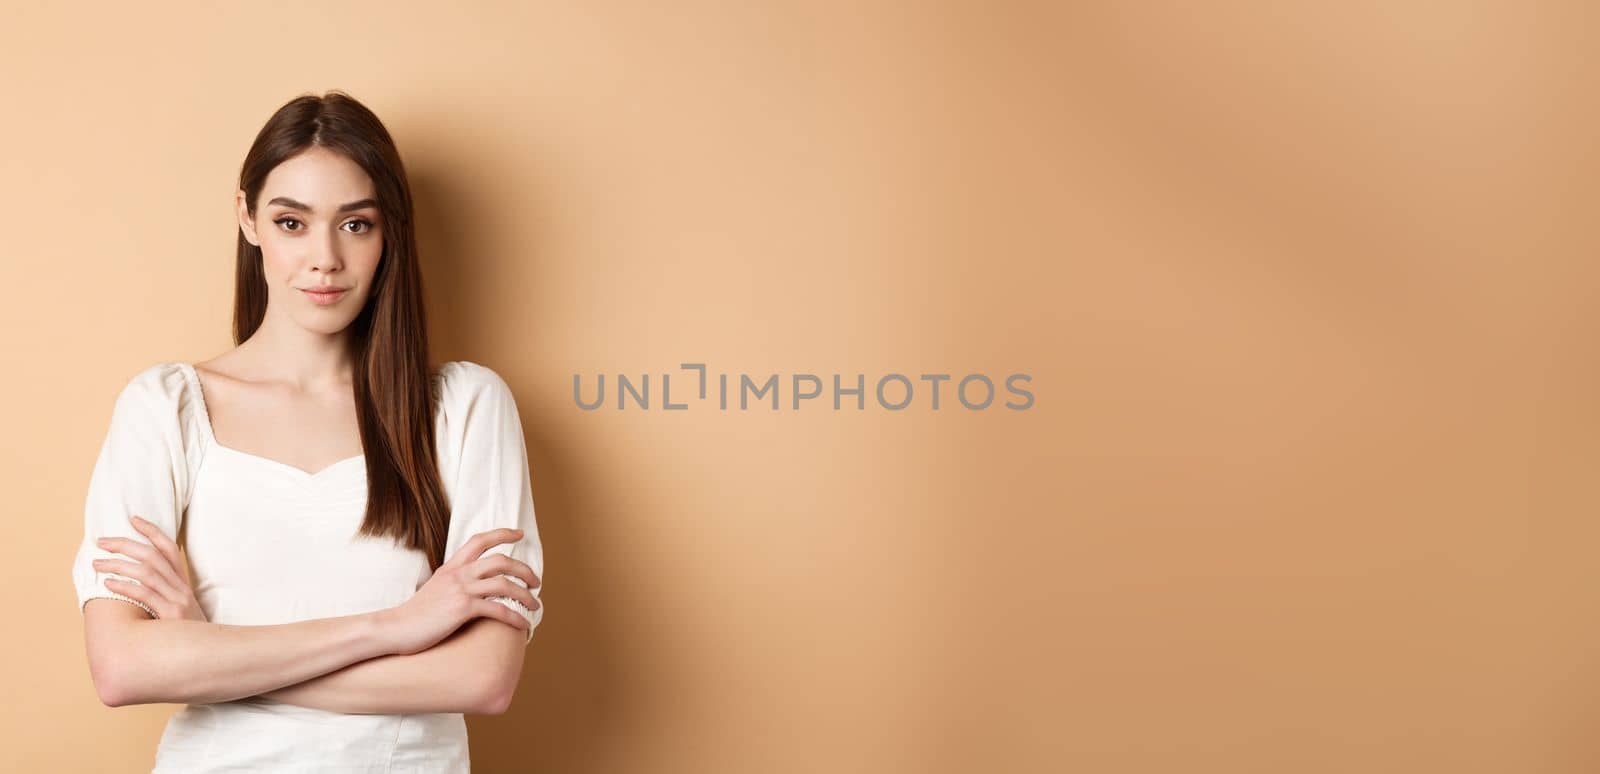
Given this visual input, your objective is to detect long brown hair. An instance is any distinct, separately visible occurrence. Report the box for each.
[233,90,452,570]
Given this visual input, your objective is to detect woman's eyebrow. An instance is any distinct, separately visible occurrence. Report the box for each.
[266,196,379,213]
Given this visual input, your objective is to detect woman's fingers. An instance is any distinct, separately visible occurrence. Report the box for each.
[94,558,180,608]
[96,535,184,591]
[469,553,540,590]
[128,516,185,582]
[473,598,531,632]
[442,528,524,569]
[468,576,540,612]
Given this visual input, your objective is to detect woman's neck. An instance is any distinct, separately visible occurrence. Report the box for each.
[227,313,356,391]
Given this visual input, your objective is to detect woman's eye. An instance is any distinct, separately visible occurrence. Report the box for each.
[343,219,373,234]
[273,217,302,232]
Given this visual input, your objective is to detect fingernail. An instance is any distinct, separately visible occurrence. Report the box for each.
[130,515,143,523]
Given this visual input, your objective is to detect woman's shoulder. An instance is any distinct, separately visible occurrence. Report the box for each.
[113,361,194,409]
[103,361,209,463]
[431,360,523,436]
[434,360,515,400]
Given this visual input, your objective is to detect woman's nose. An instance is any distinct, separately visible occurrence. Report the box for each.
[310,233,343,271]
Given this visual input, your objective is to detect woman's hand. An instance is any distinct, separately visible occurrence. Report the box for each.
[93,514,208,622]
[380,527,541,655]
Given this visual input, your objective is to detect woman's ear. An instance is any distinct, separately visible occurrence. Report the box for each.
[235,189,260,247]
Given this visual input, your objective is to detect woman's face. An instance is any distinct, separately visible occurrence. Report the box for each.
[236,145,384,336]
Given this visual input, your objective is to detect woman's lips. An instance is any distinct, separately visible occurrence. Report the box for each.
[300,287,350,306]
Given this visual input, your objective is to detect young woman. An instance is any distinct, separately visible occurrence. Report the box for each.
[71,91,545,772]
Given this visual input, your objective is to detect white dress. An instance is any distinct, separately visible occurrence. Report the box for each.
[70,360,545,773]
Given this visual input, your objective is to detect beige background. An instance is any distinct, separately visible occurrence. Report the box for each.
[2,2,1595,772]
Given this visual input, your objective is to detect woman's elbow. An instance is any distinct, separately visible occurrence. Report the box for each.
[89,655,136,707]
[97,682,131,708]
[88,644,165,707]
[473,659,522,715]
[477,683,514,715]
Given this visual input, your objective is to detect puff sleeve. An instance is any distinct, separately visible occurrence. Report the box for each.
[72,363,197,618]
[434,362,545,643]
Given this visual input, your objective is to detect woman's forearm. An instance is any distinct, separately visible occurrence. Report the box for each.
[257,618,524,715]
[94,603,395,707]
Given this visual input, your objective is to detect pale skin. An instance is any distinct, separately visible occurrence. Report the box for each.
[82,145,541,715]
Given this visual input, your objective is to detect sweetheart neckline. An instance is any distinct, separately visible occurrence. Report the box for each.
[177,362,367,480]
